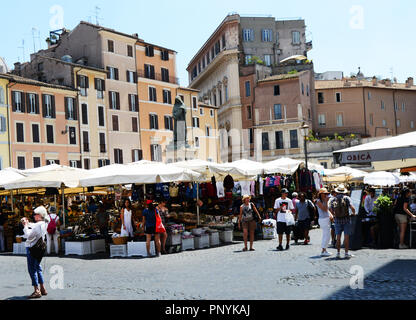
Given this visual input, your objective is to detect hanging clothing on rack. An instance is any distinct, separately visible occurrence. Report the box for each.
[240,181,251,196]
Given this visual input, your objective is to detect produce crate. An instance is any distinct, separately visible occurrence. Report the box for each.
[181,237,195,251]
[219,230,234,243]
[127,241,155,257]
[65,241,92,256]
[194,234,210,249]
[13,242,26,255]
[110,244,127,258]
[209,232,220,247]
[91,239,106,254]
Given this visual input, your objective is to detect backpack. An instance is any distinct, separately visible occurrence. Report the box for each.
[47,215,58,234]
[333,196,350,219]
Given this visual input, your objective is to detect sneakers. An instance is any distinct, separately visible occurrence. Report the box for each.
[277,245,284,251]
[345,253,355,259]
[336,252,341,259]
[399,244,409,249]
[321,251,332,257]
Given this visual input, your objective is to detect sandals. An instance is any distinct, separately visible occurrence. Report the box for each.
[250,248,255,251]
[28,291,42,299]
[242,248,248,252]
[41,289,48,296]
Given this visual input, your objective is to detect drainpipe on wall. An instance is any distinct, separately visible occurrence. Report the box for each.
[6,82,17,168]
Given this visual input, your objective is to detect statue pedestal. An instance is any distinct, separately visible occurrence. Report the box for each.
[165,142,197,163]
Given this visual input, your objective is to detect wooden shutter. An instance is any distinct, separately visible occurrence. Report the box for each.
[132,117,138,132]
[116,92,120,110]
[135,95,139,111]
[101,79,105,91]
[94,78,98,90]
[20,92,25,113]
[120,149,123,164]
[109,92,113,109]
[128,94,132,111]
[85,76,89,88]
[82,104,88,124]
[51,95,56,118]
[77,160,82,168]
[42,94,47,117]
[150,66,155,79]
[115,68,119,81]
[126,71,130,83]
[11,91,16,112]
[106,67,111,79]
[112,115,118,131]
[64,97,69,119]
[73,98,78,120]
[133,72,137,84]
[35,94,39,114]
[155,115,159,130]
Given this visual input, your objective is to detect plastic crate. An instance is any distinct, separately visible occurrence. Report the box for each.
[219,230,234,243]
[127,241,155,257]
[209,232,220,246]
[182,237,195,251]
[65,241,92,256]
[91,239,106,254]
[110,244,127,258]
[194,234,210,249]
[167,234,182,246]
[13,242,26,255]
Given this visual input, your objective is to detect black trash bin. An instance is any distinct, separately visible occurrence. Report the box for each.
[378,211,395,249]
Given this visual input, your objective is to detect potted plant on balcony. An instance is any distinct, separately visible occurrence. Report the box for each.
[373,195,395,249]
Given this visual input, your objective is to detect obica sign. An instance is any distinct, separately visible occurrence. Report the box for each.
[342,152,372,163]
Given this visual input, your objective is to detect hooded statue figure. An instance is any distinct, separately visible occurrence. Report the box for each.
[172,96,187,148]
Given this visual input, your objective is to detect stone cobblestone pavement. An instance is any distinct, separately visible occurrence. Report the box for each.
[1,228,416,300]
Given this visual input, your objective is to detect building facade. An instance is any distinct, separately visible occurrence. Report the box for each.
[0,76,10,169]
[315,77,416,138]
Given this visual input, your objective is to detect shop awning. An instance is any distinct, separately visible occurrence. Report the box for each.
[363,171,400,186]
[334,132,416,168]
[0,168,27,188]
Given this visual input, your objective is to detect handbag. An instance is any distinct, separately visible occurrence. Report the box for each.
[250,203,259,222]
[155,210,166,234]
[285,212,295,226]
[29,236,47,263]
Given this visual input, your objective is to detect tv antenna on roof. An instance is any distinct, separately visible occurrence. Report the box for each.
[94,6,102,25]
[18,39,25,62]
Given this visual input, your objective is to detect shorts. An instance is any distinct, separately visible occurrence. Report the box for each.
[298,219,311,232]
[242,220,257,232]
[277,222,292,235]
[395,214,408,225]
[145,226,156,235]
[334,222,353,236]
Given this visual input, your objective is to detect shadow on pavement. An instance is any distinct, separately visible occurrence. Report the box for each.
[327,259,416,300]
[5,296,29,300]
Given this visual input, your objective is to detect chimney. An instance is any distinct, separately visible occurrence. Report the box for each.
[14,62,22,76]
[385,79,392,87]
[407,77,414,87]
[343,78,351,87]
[372,77,378,86]
[132,33,139,38]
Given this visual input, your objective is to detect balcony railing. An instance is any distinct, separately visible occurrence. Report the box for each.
[137,70,179,85]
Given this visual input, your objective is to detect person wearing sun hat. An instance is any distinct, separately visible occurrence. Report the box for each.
[329,184,356,259]
[316,188,333,257]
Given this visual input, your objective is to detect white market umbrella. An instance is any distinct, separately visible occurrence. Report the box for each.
[334,131,416,169]
[280,55,307,63]
[208,159,265,179]
[363,171,400,187]
[0,167,27,187]
[263,158,302,175]
[324,166,367,178]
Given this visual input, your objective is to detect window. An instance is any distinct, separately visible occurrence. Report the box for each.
[394,102,398,111]
[27,93,38,114]
[336,113,344,127]
[411,121,414,129]
[145,45,154,57]
[219,88,223,105]
[369,114,374,126]
[132,149,142,162]
[274,85,280,96]
[192,117,200,128]
[215,41,220,55]
[306,85,310,96]
[164,116,173,131]
[206,125,211,137]
[179,95,185,103]
[245,81,251,97]
[127,45,133,57]
[275,131,284,149]
[129,94,138,112]
[276,32,280,44]
[99,133,106,153]
[81,104,88,125]
[397,119,401,128]
[161,68,170,83]
[222,34,226,49]
[12,91,24,112]
[262,132,270,151]
[149,87,157,102]
[402,102,406,112]
[98,106,105,126]
[368,91,371,100]
[78,75,89,96]
[107,67,119,81]
[149,114,159,130]
[198,62,201,74]
[17,156,25,170]
[82,131,89,152]
[318,92,324,104]
[192,97,198,110]
[382,119,387,127]
[132,117,138,132]
[262,29,273,42]
[108,40,114,52]
[69,160,78,168]
[210,109,214,118]
[16,123,24,142]
[98,159,110,168]
[302,83,305,95]
[163,90,172,104]
[0,116,6,133]
[318,114,326,127]
[191,66,197,80]
[211,47,215,60]
[65,97,76,120]
[112,115,119,131]
[249,128,254,144]
[144,64,155,80]
[245,55,252,65]
[126,70,137,83]
[33,157,41,168]
[32,124,40,143]
[206,52,210,64]
[292,31,301,44]
[381,101,385,110]
[308,109,311,120]
[273,104,282,120]
[0,86,4,104]
[200,108,204,116]
[46,160,60,165]
[95,78,105,99]
[161,50,169,61]
[290,130,299,148]
[213,92,217,106]
[69,127,76,145]
[150,144,162,162]
[264,55,272,66]
[320,162,328,169]
[42,94,55,118]
[84,159,90,170]
[202,57,206,69]
[243,29,254,42]
[224,85,228,102]
[46,125,54,144]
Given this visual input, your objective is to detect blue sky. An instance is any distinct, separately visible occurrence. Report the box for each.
[0,0,414,85]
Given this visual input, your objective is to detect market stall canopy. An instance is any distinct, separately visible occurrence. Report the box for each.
[334,132,416,169]
[324,166,367,178]
[280,55,307,63]
[170,159,215,174]
[393,172,416,183]
[79,162,203,187]
[0,167,27,188]
[208,159,265,179]
[3,165,92,189]
[363,171,400,186]
[263,158,302,175]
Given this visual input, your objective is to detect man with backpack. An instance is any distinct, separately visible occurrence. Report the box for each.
[46,206,60,255]
[329,185,356,259]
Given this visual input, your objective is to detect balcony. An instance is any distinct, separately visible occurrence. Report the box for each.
[137,70,179,85]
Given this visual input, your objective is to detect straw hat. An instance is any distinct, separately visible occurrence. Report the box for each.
[335,184,349,194]
[318,188,330,196]
[242,195,251,201]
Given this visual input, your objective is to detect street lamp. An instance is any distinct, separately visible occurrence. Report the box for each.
[300,123,310,170]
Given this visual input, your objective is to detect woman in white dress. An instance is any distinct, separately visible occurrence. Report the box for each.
[120,199,134,238]
[315,188,333,257]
